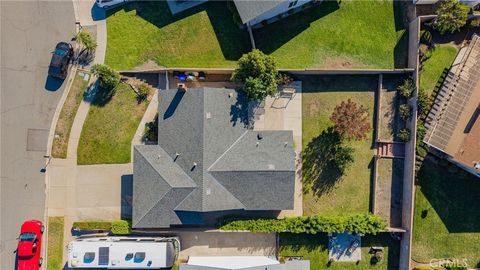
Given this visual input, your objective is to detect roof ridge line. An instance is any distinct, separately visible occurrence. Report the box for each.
[206,130,249,172]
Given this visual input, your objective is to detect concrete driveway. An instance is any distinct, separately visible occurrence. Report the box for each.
[0,1,75,268]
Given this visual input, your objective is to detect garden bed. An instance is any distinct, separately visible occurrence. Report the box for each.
[378,75,407,142]
[279,233,400,269]
[52,71,89,158]
[374,158,403,228]
[77,83,151,164]
[300,75,376,215]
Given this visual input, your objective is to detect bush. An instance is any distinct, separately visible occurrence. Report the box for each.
[136,83,150,102]
[330,99,371,140]
[277,72,292,86]
[232,49,278,101]
[398,128,410,142]
[91,64,120,91]
[434,0,470,35]
[397,78,416,99]
[399,104,412,120]
[219,214,387,235]
[417,89,432,118]
[420,30,432,45]
[111,220,131,235]
[144,114,158,142]
[76,30,97,52]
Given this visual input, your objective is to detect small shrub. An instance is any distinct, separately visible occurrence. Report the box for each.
[417,89,432,118]
[277,72,292,86]
[397,78,415,99]
[91,64,120,91]
[398,128,410,142]
[399,104,412,120]
[144,114,158,142]
[136,83,150,102]
[420,30,432,45]
[76,30,97,52]
[111,220,131,235]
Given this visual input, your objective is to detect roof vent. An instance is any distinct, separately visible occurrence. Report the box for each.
[157,154,161,159]
[174,153,180,162]
[228,92,233,98]
[268,164,275,170]
[206,112,211,119]
[256,141,259,147]
[191,162,197,171]
[206,188,211,195]
[284,141,288,147]
[257,133,263,140]
[177,83,187,91]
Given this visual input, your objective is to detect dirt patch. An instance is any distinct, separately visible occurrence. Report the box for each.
[375,158,404,228]
[314,57,368,69]
[132,60,165,71]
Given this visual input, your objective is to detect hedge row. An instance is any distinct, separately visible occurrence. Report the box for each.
[72,220,131,235]
[219,214,387,235]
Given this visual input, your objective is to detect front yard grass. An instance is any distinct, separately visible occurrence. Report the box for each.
[52,71,89,158]
[77,83,150,164]
[279,233,400,269]
[419,45,458,96]
[105,1,250,70]
[301,75,376,215]
[254,0,408,69]
[412,158,480,267]
[47,217,64,270]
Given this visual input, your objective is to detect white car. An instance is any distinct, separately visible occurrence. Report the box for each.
[95,0,126,8]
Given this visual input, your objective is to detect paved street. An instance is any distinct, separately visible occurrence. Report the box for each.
[1,1,75,269]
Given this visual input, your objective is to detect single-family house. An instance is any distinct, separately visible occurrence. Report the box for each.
[424,34,480,177]
[132,87,296,228]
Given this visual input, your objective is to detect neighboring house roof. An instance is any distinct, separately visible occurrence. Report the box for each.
[179,256,310,270]
[133,88,295,228]
[233,0,283,24]
[424,34,480,172]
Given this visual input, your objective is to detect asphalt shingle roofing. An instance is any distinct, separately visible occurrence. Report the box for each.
[233,0,283,24]
[133,88,295,228]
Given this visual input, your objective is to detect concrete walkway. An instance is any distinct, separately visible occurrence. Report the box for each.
[131,90,158,161]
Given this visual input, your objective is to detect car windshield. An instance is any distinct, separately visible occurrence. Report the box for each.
[19,232,36,242]
[54,48,66,56]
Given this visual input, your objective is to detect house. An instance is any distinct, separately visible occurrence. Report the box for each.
[232,0,314,27]
[132,87,296,228]
[179,256,310,270]
[67,237,178,269]
[424,34,480,177]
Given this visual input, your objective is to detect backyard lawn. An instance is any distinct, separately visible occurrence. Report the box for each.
[301,75,376,215]
[419,45,458,96]
[254,0,408,69]
[279,233,400,269]
[105,1,250,70]
[47,217,64,270]
[105,0,407,70]
[412,158,480,267]
[77,83,150,164]
[52,71,89,158]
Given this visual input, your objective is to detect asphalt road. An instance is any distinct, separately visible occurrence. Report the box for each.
[1,1,75,269]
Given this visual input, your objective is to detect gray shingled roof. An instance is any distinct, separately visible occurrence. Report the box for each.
[133,88,295,228]
[233,0,283,24]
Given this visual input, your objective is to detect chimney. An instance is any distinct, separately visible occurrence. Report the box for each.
[177,83,187,92]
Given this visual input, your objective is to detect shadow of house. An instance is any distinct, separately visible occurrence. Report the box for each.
[253,1,340,54]
[417,158,480,233]
[163,90,185,119]
[107,1,250,62]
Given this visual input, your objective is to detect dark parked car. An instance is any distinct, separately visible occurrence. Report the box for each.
[48,42,73,79]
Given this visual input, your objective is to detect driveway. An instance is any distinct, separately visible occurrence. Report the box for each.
[0,1,75,268]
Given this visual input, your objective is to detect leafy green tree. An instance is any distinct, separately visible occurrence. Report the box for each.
[91,64,120,91]
[417,89,433,118]
[76,30,97,53]
[434,0,470,35]
[330,99,371,140]
[232,49,278,101]
[397,78,416,99]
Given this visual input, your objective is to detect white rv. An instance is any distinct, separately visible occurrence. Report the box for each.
[67,236,178,269]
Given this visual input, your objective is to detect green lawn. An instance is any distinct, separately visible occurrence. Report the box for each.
[52,71,89,158]
[412,158,480,267]
[254,0,408,69]
[419,45,458,96]
[301,75,376,215]
[105,1,250,70]
[279,233,400,269]
[105,0,407,70]
[47,217,64,270]
[77,83,150,164]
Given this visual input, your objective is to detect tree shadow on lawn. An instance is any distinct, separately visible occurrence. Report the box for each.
[107,1,250,62]
[416,157,480,233]
[302,127,344,197]
[253,1,340,55]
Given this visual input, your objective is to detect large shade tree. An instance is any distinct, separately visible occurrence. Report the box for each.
[231,49,278,101]
[434,0,470,34]
[330,99,371,140]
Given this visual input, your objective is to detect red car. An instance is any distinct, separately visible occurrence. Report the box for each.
[17,220,44,270]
